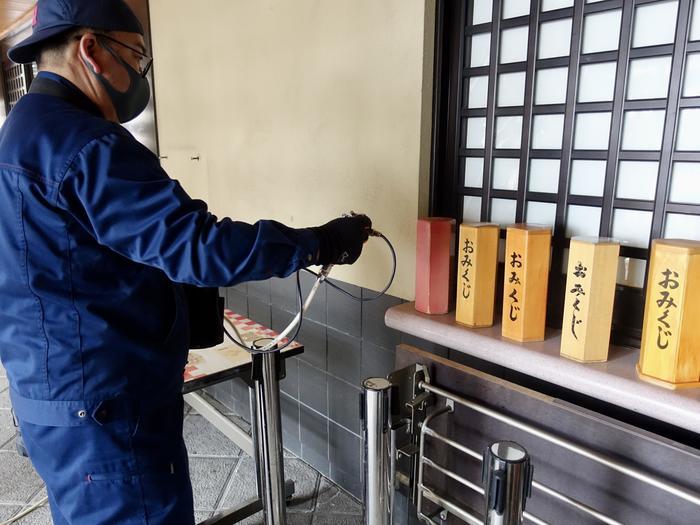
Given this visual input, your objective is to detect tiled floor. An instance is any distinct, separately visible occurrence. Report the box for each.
[0,363,363,524]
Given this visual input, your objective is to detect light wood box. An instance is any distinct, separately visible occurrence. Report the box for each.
[638,239,700,389]
[501,225,552,342]
[560,237,620,363]
[455,223,499,327]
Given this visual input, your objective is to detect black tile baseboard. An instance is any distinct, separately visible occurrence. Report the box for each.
[271,306,295,333]
[225,289,248,318]
[280,356,300,398]
[297,318,327,371]
[300,404,330,477]
[326,279,362,338]
[299,361,328,416]
[328,375,362,436]
[327,327,362,387]
[270,276,298,313]
[247,279,271,303]
[247,297,271,328]
[361,290,403,349]
[281,392,301,458]
[361,341,396,380]
[329,421,363,499]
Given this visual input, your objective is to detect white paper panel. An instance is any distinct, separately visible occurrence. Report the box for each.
[532,114,565,149]
[538,18,573,59]
[501,26,529,64]
[468,76,489,109]
[612,209,653,248]
[632,1,679,48]
[543,0,574,11]
[498,72,526,107]
[493,158,520,190]
[491,198,517,225]
[535,67,568,105]
[472,0,493,25]
[463,196,483,223]
[683,54,700,97]
[692,0,700,41]
[676,108,700,151]
[627,56,672,100]
[578,62,616,102]
[622,110,665,150]
[466,117,487,149]
[570,160,606,196]
[529,159,561,193]
[582,10,622,54]
[526,201,557,228]
[664,213,700,241]
[574,112,611,150]
[566,205,602,238]
[617,257,647,288]
[465,157,485,188]
[495,116,523,149]
[471,33,491,67]
[503,0,531,19]
[669,162,700,204]
[616,161,659,200]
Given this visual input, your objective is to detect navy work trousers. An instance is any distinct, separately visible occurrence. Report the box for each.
[19,395,195,525]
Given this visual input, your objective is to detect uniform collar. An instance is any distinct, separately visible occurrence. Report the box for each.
[30,71,104,118]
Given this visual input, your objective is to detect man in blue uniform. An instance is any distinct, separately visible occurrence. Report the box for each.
[0,1,371,523]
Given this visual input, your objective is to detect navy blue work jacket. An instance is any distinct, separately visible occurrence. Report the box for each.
[0,72,318,427]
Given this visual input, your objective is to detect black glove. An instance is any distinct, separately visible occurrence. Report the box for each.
[310,214,372,265]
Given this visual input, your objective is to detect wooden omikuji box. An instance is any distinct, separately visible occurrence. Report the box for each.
[501,225,552,342]
[560,237,620,363]
[638,239,700,389]
[455,223,499,327]
[415,217,456,315]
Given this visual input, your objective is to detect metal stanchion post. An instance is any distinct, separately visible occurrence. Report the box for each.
[481,441,534,525]
[362,377,393,525]
[251,347,287,525]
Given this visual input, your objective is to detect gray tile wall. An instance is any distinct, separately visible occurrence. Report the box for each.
[211,273,443,500]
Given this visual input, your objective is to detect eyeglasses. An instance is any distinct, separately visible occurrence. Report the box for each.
[76,33,153,77]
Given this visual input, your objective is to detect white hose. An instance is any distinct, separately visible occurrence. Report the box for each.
[254,264,333,352]
[0,495,49,525]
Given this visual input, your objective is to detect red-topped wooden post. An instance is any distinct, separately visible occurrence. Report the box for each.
[415,218,456,315]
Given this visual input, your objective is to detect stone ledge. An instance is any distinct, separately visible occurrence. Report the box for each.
[385,302,700,435]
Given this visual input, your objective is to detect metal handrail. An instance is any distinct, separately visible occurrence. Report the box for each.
[367,372,700,525]
[417,406,453,522]
[416,407,549,525]
[419,381,700,509]
[423,427,623,525]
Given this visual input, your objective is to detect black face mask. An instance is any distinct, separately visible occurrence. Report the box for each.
[88,42,151,123]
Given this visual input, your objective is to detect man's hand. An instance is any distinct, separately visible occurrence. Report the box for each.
[311,214,373,265]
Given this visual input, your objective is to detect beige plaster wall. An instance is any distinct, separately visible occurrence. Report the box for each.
[150,0,435,299]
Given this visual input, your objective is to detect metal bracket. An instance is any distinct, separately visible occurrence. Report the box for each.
[388,363,433,505]
[199,480,295,525]
[397,443,420,459]
[244,349,286,388]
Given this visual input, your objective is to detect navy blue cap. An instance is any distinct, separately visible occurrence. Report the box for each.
[8,0,144,64]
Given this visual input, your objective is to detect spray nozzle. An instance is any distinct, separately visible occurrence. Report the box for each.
[343,210,381,237]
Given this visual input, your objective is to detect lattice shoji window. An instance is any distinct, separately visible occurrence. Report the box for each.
[451,0,700,344]
[3,62,33,112]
